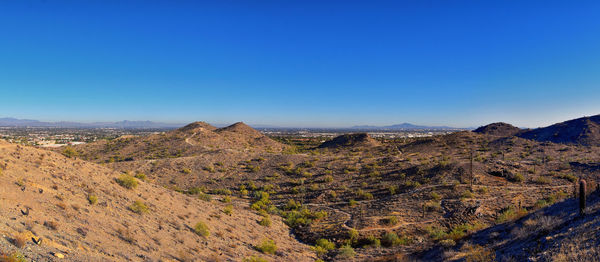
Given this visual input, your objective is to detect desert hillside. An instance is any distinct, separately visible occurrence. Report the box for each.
[39,116,600,261]
[0,140,315,261]
[519,114,600,146]
[420,187,600,261]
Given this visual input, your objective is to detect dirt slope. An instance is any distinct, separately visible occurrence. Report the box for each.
[0,140,315,261]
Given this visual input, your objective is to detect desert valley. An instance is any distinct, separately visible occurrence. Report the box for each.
[1,115,599,261]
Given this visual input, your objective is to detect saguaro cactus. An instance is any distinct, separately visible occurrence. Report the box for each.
[579,179,587,216]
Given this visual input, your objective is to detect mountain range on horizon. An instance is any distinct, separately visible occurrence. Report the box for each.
[0,117,467,130]
[0,117,184,129]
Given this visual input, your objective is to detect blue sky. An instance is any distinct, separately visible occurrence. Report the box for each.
[1,1,599,128]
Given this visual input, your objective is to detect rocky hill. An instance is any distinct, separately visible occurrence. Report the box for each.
[70,121,286,163]
[318,133,381,149]
[0,140,314,261]
[519,115,600,146]
[473,122,521,137]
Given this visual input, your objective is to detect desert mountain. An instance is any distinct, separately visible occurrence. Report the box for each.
[473,122,521,137]
[318,133,381,148]
[70,121,287,163]
[0,140,315,261]
[518,115,600,146]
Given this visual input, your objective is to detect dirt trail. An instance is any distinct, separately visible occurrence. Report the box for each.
[184,132,198,146]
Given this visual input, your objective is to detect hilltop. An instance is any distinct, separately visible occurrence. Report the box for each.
[519,115,600,146]
[0,140,315,261]
[318,133,381,149]
[68,121,286,162]
[473,122,521,137]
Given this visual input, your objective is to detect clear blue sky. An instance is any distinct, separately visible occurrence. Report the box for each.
[1,1,599,128]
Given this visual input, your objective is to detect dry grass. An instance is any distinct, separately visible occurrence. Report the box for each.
[12,232,29,248]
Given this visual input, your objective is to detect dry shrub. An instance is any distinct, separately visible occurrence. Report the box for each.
[44,221,59,230]
[462,244,495,262]
[117,228,136,244]
[12,232,29,248]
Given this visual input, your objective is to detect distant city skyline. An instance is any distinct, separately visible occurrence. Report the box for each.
[1,1,599,128]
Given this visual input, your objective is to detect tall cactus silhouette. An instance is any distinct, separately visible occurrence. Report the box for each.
[579,179,587,216]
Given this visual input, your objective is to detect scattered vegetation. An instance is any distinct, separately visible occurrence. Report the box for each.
[194,221,210,237]
[88,194,98,205]
[116,174,138,189]
[256,239,277,254]
[129,200,149,214]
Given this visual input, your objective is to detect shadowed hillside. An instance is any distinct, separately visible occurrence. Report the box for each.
[420,186,600,261]
[519,115,600,146]
[473,122,521,137]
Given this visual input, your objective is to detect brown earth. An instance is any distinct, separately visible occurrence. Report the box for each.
[44,116,600,261]
[0,140,315,261]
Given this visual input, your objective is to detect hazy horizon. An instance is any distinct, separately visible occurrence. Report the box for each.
[2,114,599,129]
[1,1,599,128]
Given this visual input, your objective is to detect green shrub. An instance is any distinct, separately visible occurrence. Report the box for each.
[381,232,409,247]
[425,201,442,212]
[243,256,268,262]
[348,228,359,240]
[257,239,277,254]
[198,192,212,201]
[185,187,203,195]
[425,226,447,240]
[315,238,335,250]
[116,174,138,189]
[440,239,456,247]
[337,245,356,259]
[222,196,232,203]
[430,192,442,201]
[363,235,380,248]
[510,173,524,183]
[282,206,327,228]
[87,194,98,205]
[382,216,398,226]
[496,206,527,223]
[388,185,398,195]
[312,238,335,256]
[194,221,210,237]
[461,190,474,199]
[259,215,271,227]
[556,173,577,182]
[134,172,146,181]
[534,176,551,184]
[223,205,233,215]
[181,168,192,174]
[62,146,78,158]
[129,200,149,214]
